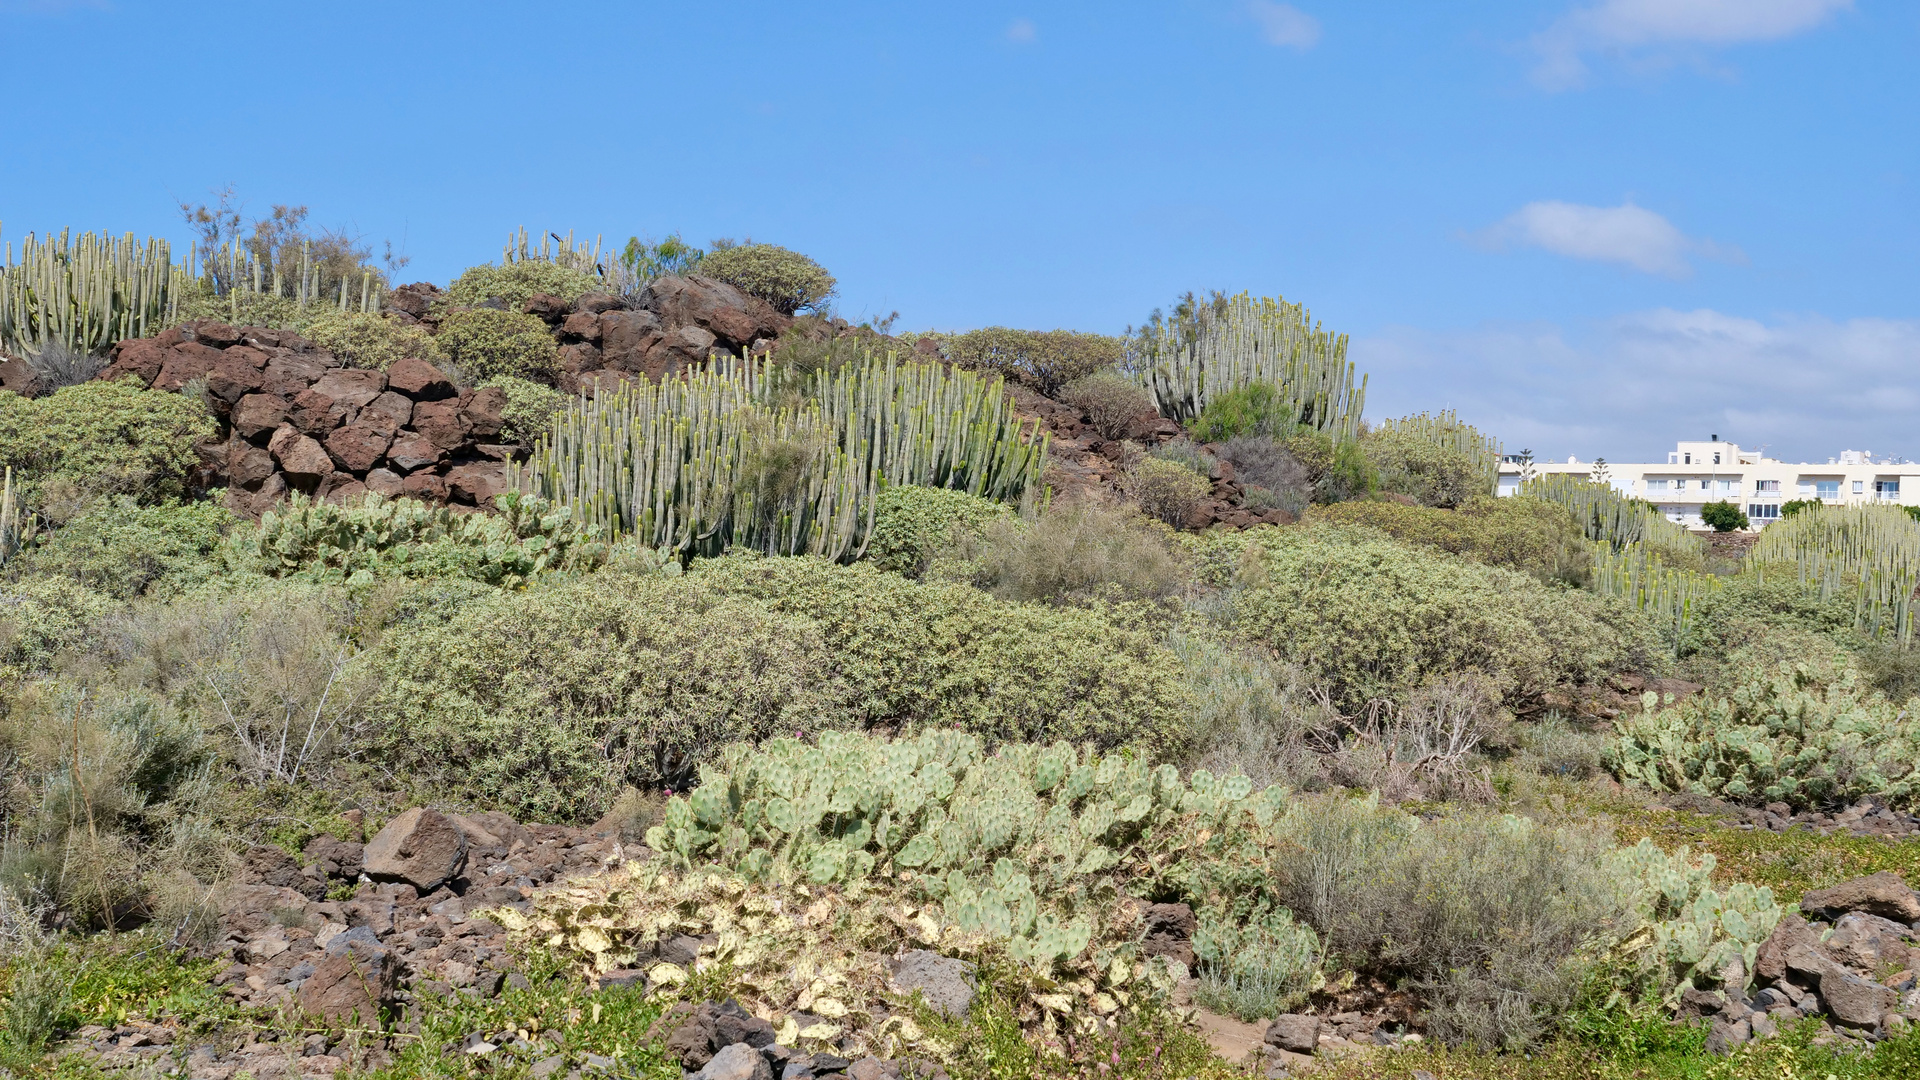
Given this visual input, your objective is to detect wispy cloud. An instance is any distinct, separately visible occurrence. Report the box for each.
[1005,17,1037,44]
[1246,1,1320,50]
[1354,309,1920,464]
[1531,0,1852,89]
[1475,200,1740,278]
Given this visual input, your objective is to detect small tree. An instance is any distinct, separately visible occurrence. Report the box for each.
[1700,500,1749,532]
[1779,499,1820,519]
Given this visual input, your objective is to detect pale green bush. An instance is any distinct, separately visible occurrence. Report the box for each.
[1607,645,1920,809]
[697,244,836,315]
[11,498,233,600]
[690,554,1194,759]
[300,310,443,370]
[0,576,116,682]
[946,328,1124,396]
[1192,906,1321,1021]
[1129,457,1209,528]
[371,572,841,821]
[434,308,559,382]
[446,260,603,309]
[1223,527,1642,711]
[480,376,569,445]
[0,381,216,505]
[864,485,1012,577]
[1061,371,1153,440]
[954,499,1188,605]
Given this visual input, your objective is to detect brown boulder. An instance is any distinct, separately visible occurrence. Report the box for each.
[639,275,789,349]
[227,439,276,488]
[638,324,718,379]
[152,342,224,391]
[187,321,242,348]
[325,421,397,474]
[363,807,468,892]
[1755,914,1820,983]
[218,883,313,940]
[1820,968,1899,1029]
[303,835,365,880]
[400,471,449,501]
[574,292,623,316]
[289,386,352,434]
[269,426,335,479]
[299,937,399,1026]
[446,461,509,505]
[261,355,330,398]
[559,342,604,375]
[101,337,170,384]
[1800,872,1920,923]
[1265,1015,1321,1054]
[599,309,664,371]
[364,468,406,497]
[1141,902,1197,968]
[384,282,440,320]
[385,434,443,473]
[523,292,570,322]
[387,356,456,400]
[231,394,289,439]
[461,386,507,440]
[412,399,472,450]
[362,390,413,428]
[324,478,369,504]
[309,368,388,409]
[561,312,603,341]
[206,348,268,402]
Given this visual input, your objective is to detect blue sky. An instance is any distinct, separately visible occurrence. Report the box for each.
[2,0,1915,463]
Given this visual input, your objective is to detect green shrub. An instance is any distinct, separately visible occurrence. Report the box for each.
[1608,645,1920,809]
[445,260,603,309]
[954,498,1189,605]
[1129,457,1210,528]
[1700,500,1749,532]
[1147,437,1212,477]
[480,376,569,444]
[946,328,1125,396]
[863,485,1012,577]
[434,308,559,382]
[301,310,444,370]
[1179,632,1335,789]
[0,381,216,505]
[1363,426,1487,509]
[371,571,840,821]
[1221,527,1646,711]
[1309,496,1589,583]
[1192,906,1321,1021]
[230,492,621,588]
[0,576,115,682]
[696,243,836,315]
[1779,499,1820,519]
[1678,574,1856,661]
[690,554,1194,759]
[1190,382,1291,443]
[11,498,233,600]
[1061,371,1153,440]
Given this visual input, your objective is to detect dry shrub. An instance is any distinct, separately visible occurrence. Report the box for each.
[1324,675,1501,803]
[1129,458,1209,528]
[954,498,1188,605]
[1179,633,1335,789]
[1219,435,1311,514]
[1060,371,1153,440]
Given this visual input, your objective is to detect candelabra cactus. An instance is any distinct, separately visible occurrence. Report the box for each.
[0,229,174,357]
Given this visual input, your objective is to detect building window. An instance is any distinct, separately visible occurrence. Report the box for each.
[1646,479,1670,493]
[1878,480,1901,499]
[1717,479,1736,494]
[1853,480,1865,494]
[1816,480,1840,500]
[1749,503,1780,520]
[1714,453,1721,464]
[1684,454,1692,464]
[1755,480,1779,494]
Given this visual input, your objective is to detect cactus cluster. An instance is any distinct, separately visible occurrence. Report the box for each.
[645,730,1286,970]
[1130,291,1365,443]
[1520,474,1702,562]
[1610,839,1783,1000]
[1589,541,1723,651]
[189,237,383,319]
[0,229,174,358]
[1371,410,1503,498]
[1750,503,1920,644]
[516,353,1048,561]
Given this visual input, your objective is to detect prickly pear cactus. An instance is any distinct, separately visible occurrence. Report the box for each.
[644,730,1287,969]
[1610,838,1783,1000]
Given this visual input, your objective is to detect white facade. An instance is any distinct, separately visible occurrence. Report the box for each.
[1496,439,1920,529]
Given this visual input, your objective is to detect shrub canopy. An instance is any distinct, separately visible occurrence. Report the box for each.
[300,311,443,370]
[446,260,604,309]
[0,380,216,505]
[946,328,1123,396]
[697,244,836,315]
[434,308,559,382]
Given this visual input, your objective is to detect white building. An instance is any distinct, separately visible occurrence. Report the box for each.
[1495,438,1920,528]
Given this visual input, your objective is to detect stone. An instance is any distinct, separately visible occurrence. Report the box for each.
[362,808,468,893]
[189,321,243,348]
[531,1055,565,1080]
[412,399,472,450]
[639,274,790,349]
[1141,902,1197,968]
[1820,969,1898,1029]
[561,312,603,340]
[102,337,170,384]
[384,283,440,320]
[364,468,406,497]
[232,394,289,439]
[269,428,335,480]
[325,421,397,474]
[385,434,443,473]
[297,937,397,1025]
[151,342,223,391]
[558,341,603,375]
[523,293,570,321]
[1704,1017,1751,1055]
[461,386,507,439]
[1750,1011,1781,1039]
[1265,1014,1321,1055]
[1756,915,1820,982]
[309,369,388,410]
[1827,912,1914,975]
[889,950,975,1019]
[261,355,330,398]
[387,357,457,401]
[207,347,269,402]
[698,1043,773,1080]
[362,390,413,428]
[846,1058,890,1080]
[446,461,509,505]
[289,386,354,434]
[400,472,449,501]
[1801,873,1920,924]
[574,292,624,315]
[228,439,277,487]
[598,310,664,372]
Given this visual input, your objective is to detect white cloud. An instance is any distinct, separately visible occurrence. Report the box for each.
[1532,0,1851,89]
[1005,17,1037,44]
[1247,1,1320,50]
[1353,309,1920,464]
[1477,200,1740,278]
